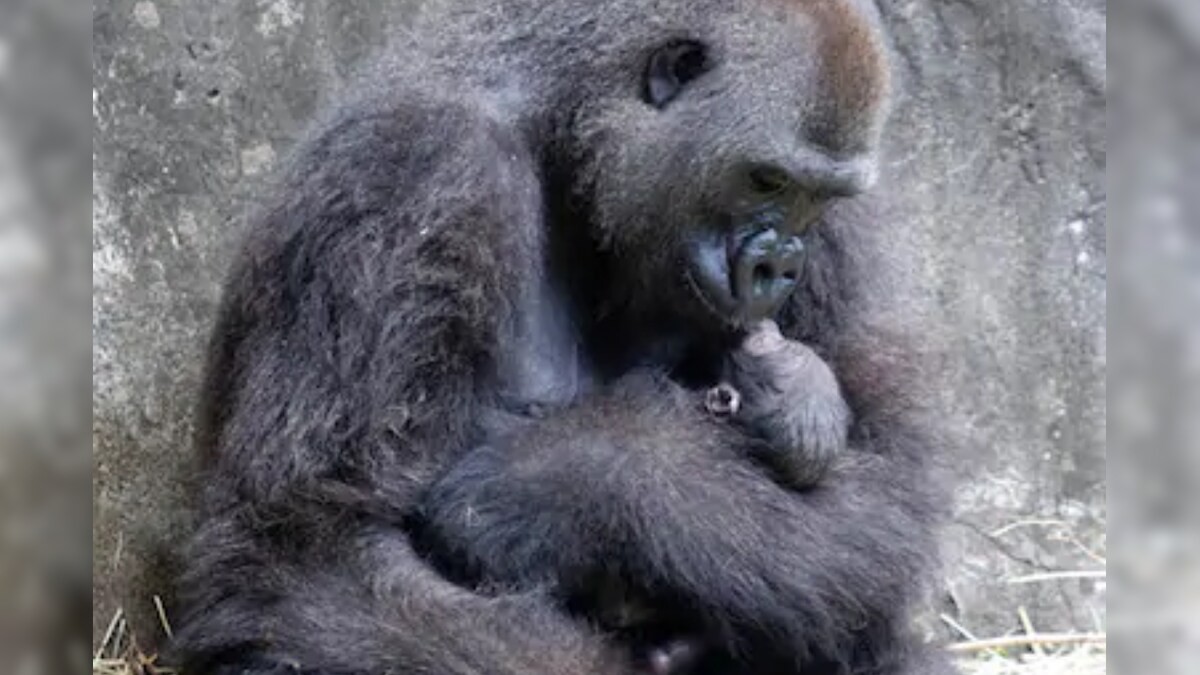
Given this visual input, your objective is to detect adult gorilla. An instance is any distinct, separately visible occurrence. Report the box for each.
[172,0,957,673]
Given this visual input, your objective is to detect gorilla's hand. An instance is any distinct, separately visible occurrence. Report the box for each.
[722,320,850,488]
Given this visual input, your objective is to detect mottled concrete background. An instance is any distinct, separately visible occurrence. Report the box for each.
[92,0,1107,649]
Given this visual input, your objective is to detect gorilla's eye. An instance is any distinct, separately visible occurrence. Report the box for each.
[644,41,710,108]
[747,165,794,196]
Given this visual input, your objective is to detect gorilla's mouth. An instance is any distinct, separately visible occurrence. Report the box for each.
[686,226,805,325]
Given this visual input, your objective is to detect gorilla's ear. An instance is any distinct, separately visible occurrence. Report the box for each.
[644,41,710,108]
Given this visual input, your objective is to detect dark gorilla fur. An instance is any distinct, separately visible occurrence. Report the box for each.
[171,0,959,673]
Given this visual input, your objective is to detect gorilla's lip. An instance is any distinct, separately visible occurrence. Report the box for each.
[686,232,739,319]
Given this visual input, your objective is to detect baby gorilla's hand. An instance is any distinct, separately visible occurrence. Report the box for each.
[718,320,850,488]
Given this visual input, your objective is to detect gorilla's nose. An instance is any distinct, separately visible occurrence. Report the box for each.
[731,228,804,320]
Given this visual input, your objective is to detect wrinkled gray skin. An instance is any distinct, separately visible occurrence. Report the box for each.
[167,0,958,674]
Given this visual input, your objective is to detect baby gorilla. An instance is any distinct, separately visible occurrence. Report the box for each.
[713,320,850,489]
[621,323,850,673]
[418,319,850,673]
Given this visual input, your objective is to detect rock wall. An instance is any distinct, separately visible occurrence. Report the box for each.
[93,0,1107,646]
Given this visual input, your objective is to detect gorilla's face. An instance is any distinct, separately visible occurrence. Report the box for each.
[573,0,890,330]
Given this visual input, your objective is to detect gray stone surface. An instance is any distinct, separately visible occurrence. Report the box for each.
[92,0,1107,647]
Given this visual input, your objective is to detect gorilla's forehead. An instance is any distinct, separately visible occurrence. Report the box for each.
[786,0,890,118]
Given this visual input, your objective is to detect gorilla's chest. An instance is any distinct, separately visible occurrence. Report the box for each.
[493,277,593,413]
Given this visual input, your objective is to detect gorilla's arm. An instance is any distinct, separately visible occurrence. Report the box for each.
[175,95,633,675]
[419,332,946,666]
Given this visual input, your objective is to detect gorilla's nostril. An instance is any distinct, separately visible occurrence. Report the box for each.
[752,263,775,296]
[729,228,805,320]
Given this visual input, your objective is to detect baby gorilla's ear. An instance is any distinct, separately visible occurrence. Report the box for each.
[704,383,741,419]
